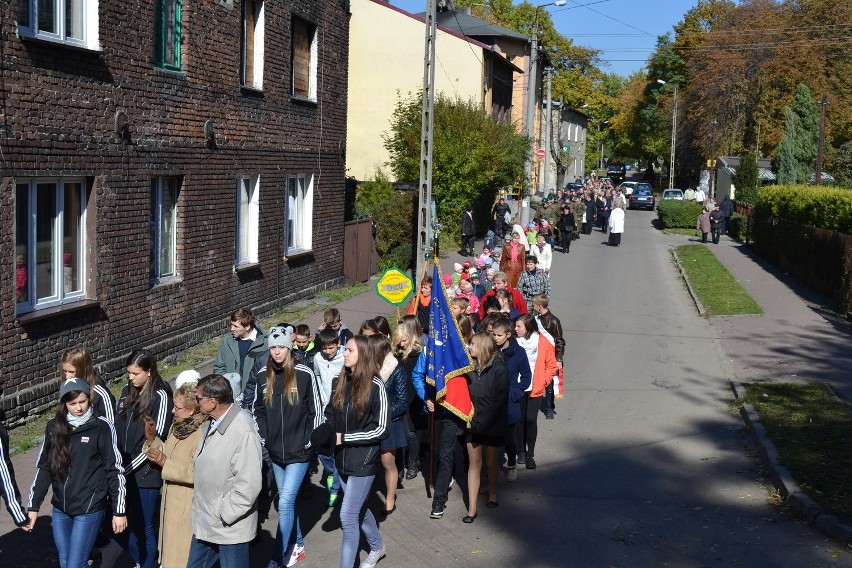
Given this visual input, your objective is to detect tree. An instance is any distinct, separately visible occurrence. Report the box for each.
[731,154,759,204]
[384,93,529,232]
[833,141,852,189]
[775,84,819,185]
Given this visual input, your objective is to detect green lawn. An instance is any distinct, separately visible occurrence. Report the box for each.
[742,383,852,523]
[674,244,763,316]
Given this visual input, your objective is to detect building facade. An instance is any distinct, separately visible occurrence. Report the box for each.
[1,0,349,424]
[347,0,518,182]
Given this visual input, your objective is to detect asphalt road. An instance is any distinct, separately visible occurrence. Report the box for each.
[2,210,849,567]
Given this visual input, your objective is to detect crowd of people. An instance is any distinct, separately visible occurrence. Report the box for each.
[0,275,568,568]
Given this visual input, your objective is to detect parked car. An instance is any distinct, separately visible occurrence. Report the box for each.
[662,189,684,200]
[628,188,656,210]
[618,181,638,195]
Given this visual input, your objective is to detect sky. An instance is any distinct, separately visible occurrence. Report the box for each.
[388,0,699,77]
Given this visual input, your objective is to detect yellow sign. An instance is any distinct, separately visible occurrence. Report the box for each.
[375,268,414,306]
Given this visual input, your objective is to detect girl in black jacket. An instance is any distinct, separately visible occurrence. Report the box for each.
[114,349,172,568]
[60,346,116,424]
[252,326,321,568]
[26,378,127,567]
[465,332,509,521]
[325,335,389,568]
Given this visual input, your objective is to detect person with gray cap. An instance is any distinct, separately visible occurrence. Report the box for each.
[251,326,322,567]
[25,378,128,567]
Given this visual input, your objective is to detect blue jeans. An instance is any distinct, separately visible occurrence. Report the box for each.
[271,461,309,564]
[116,484,160,568]
[186,536,249,568]
[319,454,341,493]
[338,474,382,568]
[52,507,105,568]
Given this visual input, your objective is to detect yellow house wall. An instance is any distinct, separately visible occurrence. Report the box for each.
[347,0,485,181]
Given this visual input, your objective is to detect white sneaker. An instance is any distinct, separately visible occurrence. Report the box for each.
[506,466,518,482]
[286,544,306,567]
[359,545,386,568]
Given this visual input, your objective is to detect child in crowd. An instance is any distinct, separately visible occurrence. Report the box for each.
[452,263,464,287]
[292,324,319,368]
[313,327,345,507]
[315,308,353,347]
[478,246,494,269]
[457,278,480,315]
[443,274,459,299]
[469,270,486,300]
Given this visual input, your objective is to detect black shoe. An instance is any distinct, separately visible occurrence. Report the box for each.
[545,412,555,420]
[526,457,537,470]
[517,452,526,464]
[430,505,445,519]
[463,514,477,523]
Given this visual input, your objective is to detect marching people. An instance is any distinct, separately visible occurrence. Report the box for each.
[532,294,565,420]
[558,205,575,253]
[252,327,321,568]
[530,233,552,277]
[213,307,268,406]
[142,379,206,568]
[60,347,116,423]
[513,315,557,470]
[499,227,527,288]
[460,205,476,257]
[26,378,127,567]
[710,203,725,244]
[517,256,550,310]
[325,335,389,568]
[392,316,427,482]
[114,350,173,568]
[608,205,625,247]
[465,332,509,521]
[188,374,262,568]
[0,421,27,528]
[313,327,346,507]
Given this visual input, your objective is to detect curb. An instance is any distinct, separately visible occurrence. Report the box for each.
[730,380,852,545]
[670,248,706,316]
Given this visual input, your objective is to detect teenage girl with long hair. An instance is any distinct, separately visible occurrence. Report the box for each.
[513,314,557,470]
[392,315,426,481]
[26,378,127,567]
[369,335,409,516]
[60,347,116,423]
[325,335,390,568]
[252,327,321,568]
[114,349,172,568]
[465,332,509,521]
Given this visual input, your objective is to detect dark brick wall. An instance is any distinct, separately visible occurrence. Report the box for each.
[0,1,350,426]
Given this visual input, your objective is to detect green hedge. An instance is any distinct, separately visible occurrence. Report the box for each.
[726,212,748,242]
[756,185,852,234]
[656,200,704,229]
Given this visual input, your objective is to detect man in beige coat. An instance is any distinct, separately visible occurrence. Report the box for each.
[187,375,262,568]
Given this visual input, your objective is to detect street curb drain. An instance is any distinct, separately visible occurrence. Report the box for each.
[730,380,852,545]
[670,248,706,316]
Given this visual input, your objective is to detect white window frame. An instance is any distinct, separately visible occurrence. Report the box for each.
[151,177,179,282]
[15,178,88,314]
[291,18,317,100]
[241,0,264,89]
[236,175,260,266]
[286,174,313,254]
[17,0,101,51]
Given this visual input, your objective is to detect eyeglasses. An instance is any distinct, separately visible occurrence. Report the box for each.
[173,404,187,411]
[195,395,213,403]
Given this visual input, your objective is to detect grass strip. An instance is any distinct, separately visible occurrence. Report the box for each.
[664,228,698,237]
[674,244,763,316]
[10,281,371,454]
[742,383,852,523]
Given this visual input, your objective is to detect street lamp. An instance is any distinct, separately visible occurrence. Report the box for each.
[657,79,678,190]
[521,0,566,228]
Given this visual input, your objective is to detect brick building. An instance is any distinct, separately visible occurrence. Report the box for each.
[0,0,350,425]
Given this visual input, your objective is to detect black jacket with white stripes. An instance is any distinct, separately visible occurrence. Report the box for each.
[28,415,126,517]
[115,384,172,489]
[324,373,389,477]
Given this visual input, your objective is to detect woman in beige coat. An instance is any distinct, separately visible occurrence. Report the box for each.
[143,380,207,568]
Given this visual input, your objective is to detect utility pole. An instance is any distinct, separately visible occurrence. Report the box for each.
[521,18,539,229]
[415,0,438,285]
[815,93,828,186]
[542,68,552,195]
[669,84,678,190]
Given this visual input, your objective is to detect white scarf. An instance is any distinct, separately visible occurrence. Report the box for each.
[67,407,94,428]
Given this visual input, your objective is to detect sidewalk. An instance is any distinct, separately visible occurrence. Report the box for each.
[701,235,852,403]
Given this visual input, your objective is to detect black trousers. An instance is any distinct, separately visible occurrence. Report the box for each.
[461,235,475,255]
[432,416,466,507]
[560,230,572,252]
[608,232,622,246]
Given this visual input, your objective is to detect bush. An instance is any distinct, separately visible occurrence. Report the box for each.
[726,212,748,241]
[757,185,852,234]
[656,200,704,229]
[355,171,417,270]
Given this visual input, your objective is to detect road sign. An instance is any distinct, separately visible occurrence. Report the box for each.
[536,148,546,158]
[375,268,414,306]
